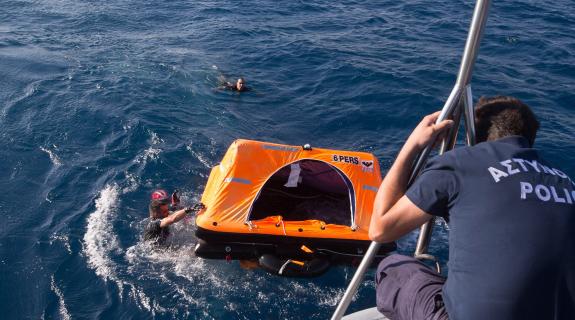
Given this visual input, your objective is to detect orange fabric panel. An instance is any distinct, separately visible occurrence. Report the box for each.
[197,139,382,241]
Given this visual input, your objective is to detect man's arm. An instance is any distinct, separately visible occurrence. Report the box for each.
[160,208,190,228]
[369,111,453,243]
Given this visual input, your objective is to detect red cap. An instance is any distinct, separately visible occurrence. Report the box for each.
[151,189,169,202]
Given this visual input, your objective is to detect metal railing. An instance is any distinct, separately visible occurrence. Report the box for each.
[331,1,491,318]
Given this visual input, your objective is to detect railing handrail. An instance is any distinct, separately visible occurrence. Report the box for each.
[331,1,491,319]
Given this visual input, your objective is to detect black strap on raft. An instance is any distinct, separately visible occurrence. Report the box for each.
[185,202,205,214]
[258,254,330,278]
[191,202,205,211]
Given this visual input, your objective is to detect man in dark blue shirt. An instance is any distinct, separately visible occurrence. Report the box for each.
[369,96,575,319]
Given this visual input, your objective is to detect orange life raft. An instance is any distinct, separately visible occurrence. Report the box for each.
[195,139,395,266]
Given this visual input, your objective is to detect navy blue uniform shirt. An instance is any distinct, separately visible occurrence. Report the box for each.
[406,136,575,319]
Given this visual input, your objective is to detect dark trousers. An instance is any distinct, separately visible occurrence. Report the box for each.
[376,254,449,320]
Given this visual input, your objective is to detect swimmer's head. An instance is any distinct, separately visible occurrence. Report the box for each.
[236,78,245,91]
[149,200,170,219]
[149,189,170,219]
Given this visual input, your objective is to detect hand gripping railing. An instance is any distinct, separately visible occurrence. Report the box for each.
[331,1,490,319]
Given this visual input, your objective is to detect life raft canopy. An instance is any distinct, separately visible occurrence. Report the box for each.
[248,158,355,226]
[198,139,382,240]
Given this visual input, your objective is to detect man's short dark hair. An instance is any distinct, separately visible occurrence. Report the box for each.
[475,96,540,146]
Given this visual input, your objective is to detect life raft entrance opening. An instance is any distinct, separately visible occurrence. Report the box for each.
[248,159,355,225]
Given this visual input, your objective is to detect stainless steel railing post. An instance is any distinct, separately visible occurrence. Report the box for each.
[331,1,490,319]
[413,0,489,261]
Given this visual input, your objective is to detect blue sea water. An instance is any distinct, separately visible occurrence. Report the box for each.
[1,0,574,319]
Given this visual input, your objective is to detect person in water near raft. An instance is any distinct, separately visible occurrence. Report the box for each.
[143,189,204,245]
[369,96,575,319]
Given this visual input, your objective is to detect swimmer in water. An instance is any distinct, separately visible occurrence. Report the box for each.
[218,77,250,92]
[143,189,204,246]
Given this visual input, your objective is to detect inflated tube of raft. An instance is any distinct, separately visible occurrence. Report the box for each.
[258,254,330,277]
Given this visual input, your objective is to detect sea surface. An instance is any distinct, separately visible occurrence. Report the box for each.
[1,0,574,319]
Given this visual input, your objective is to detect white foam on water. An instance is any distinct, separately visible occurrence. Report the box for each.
[50,275,71,320]
[123,223,234,315]
[316,286,351,307]
[124,236,360,318]
[279,281,335,306]
[149,131,163,145]
[122,172,140,194]
[256,291,269,304]
[134,147,161,164]
[83,185,163,312]
[128,285,165,315]
[122,201,358,318]
[134,131,163,164]
[187,147,213,169]
[40,146,62,166]
[186,137,217,169]
[50,234,72,254]
[172,285,199,308]
[82,184,121,283]
[125,239,204,313]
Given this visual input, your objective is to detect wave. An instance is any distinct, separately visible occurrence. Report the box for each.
[50,275,71,320]
[40,146,63,166]
[82,184,121,282]
[186,135,218,169]
[122,172,141,194]
[83,184,162,315]
[133,130,163,165]
[128,285,165,314]
[125,241,201,315]
[124,234,363,318]
[50,234,72,254]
